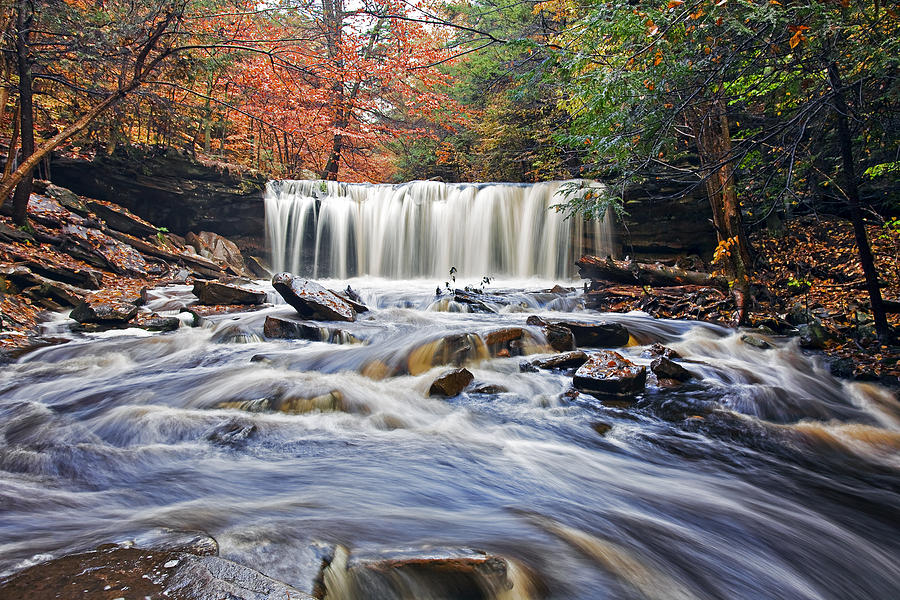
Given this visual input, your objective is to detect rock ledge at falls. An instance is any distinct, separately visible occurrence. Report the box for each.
[272,273,356,321]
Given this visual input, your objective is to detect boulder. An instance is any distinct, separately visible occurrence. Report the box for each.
[272,273,356,322]
[325,546,541,600]
[263,316,359,344]
[650,356,696,382]
[526,315,576,352]
[521,350,589,372]
[798,321,830,350]
[643,342,680,360]
[192,280,266,305]
[548,319,629,347]
[428,368,474,397]
[71,298,139,324]
[573,351,647,399]
[137,314,182,332]
[0,545,313,600]
[483,327,525,356]
[740,333,772,350]
[245,255,272,278]
[187,231,251,277]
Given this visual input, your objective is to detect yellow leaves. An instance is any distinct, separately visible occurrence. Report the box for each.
[667,0,684,8]
[690,9,705,20]
[643,79,655,90]
[646,19,659,36]
[704,46,711,55]
[769,0,781,5]
[788,25,810,49]
[653,51,663,66]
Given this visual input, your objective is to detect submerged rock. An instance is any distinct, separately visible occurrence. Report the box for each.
[548,319,629,348]
[650,356,696,382]
[322,546,542,600]
[272,273,356,322]
[70,298,139,324]
[573,351,647,399]
[429,368,474,397]
[264,316,361,344]
[526,315,576,352]
[521,350,589,372]
[740,333,772,350]
[644,342,680,360]
[192,280,266,305]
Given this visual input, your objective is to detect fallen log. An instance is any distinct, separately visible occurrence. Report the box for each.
[577,255,729,290]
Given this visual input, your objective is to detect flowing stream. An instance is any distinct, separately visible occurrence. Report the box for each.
[265,180,614,279]
[1,278,898,599]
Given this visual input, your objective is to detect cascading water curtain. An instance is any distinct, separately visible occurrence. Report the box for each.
[264,180,616,280]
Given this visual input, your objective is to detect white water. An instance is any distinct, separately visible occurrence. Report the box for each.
[265,180,615,279]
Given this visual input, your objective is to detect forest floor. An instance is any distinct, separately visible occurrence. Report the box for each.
[1,188,897,385]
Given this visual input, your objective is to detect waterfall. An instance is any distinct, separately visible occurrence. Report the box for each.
[265,179,615,280]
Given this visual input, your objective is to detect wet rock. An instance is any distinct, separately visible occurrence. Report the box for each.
[592,421,613,436]
[521,350,589,372]
[644,342,680,360]
[526,315,575,352]
[245,255,272,278]
[452,289,499,313]
[62,222,150,277]
[71,298,139,324]
[548,319,629,348]
[0,546,313,600]
[429,368,474,397]
[407,333,483,375]
[573,351,647,399]
[192,280,266,305]
[132,529,219,557]
[276,391,345,414]
[829,357,855,379]
[483,327,526,357]
[263,315,320,340]
[263,316,359,344]
[550,284,569,294]
[798,322,830,350]
[331,286,369,313]
[187,231,252,277]
[326,546,541,600]
[1,265,89,307]
[740,333,772,350]
[44,182,89,214]
[273,273,356,322]
[470,382,508,394]
[650,357,696,382]
[137,314,182,332]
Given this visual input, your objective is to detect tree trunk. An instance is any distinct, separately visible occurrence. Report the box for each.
[12,0,35,225]
[693,97,752,324]
[827,61,890,342]
[4,102,20,179]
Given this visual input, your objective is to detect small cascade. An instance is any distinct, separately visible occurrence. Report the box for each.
[265,179,615,279]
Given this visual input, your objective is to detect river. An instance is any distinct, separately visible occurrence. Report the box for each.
[1,277,898,599]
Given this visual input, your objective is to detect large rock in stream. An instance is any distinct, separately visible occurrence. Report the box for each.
[322,546,543,600]
[573,351,647,399]
[71,297,139,324]
[192,280,266,305]
[0,545,313,600]
[272,273,356,322]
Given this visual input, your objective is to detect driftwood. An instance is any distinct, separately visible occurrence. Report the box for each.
[577,256,729,290]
